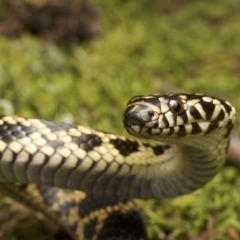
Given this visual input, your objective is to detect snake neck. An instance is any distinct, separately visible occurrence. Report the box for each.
[147,126,231,199]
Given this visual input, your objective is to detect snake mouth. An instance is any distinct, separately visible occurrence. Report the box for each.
[125,120,221,139]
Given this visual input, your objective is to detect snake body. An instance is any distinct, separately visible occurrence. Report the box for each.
[0,93,236,239]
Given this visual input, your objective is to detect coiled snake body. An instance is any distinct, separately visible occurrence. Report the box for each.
[0,93,236,239]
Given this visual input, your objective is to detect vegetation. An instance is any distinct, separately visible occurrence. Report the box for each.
[0,0,240,239]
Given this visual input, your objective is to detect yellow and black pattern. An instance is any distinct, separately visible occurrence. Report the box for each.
[0,93,237,239]
[0,183,146,240]
[0,115,175,199]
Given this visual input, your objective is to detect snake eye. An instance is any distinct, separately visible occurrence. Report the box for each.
[169,99,183,114]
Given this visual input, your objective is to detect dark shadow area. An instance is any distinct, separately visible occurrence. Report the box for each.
[0,0,101,42]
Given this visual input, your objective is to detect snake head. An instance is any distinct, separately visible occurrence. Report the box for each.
[123,93,236,140]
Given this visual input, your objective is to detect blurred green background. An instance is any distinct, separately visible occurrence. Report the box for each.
[0,0,240,239]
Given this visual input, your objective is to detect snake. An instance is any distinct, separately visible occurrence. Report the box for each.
[0,93,236,240]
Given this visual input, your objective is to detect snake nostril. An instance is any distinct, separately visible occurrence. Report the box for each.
[123,111,144,128]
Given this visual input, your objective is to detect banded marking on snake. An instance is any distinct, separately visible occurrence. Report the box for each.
[0,93,236,240]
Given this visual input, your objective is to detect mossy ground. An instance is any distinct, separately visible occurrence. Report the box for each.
[0,0,240,239]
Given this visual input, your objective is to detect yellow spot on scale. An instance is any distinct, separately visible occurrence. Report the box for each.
[8,142,22,153]
[33,122,46,129]
[64,142,78,151]
[54,131,67,137]
[28,132,41,140]
[13,116,25,122]
[45,133,57,141]
[184,124,192,133]
[108,134,117,140]
[28,118,41,124]
[78,127,92,134]
[211,105,221,120]
[88,151,101,161]
[158,97,165,102]
[104,161,119,175]
[187,99,200,106]
[58,135,72,143]
[95,160,107,171]
[95,131,105,137]
[15,150,30,164]
[48,153,62,166]
[37,128,51,135]
[6,119,17,124]
[21,120,31,126]
[33,138,47,146]
[24,143,38,154]
[176,116,184,125]
[202,97,213,102]
[101,137,110,143]
[63,155,78,168]
[195,103,206,119]
[103,143,113,149]
[165,111,174,127]
[94,146,107,154]
[110,148,119,156]
[1,149,13,162]
[183,104,188,111]
[31,152,46,165]
[17,137,31,145]
[2,116,13,121]
[117,164,130,176]
[0,141,6,152]
[57,147,71,158]
[68,128,81,137]
[198,122,209,132]
[49,153,62,164]
[179,95,187,99]
[102,152,113,162]
[160,103,169,113]
[115,154,124,164]
[158,115,166,128]
[78,157,93,171]
[213,99,221,105]
[74,148,87,159]
[40,145,55,156]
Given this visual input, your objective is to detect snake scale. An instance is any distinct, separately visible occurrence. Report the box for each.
[0,93,237,240]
